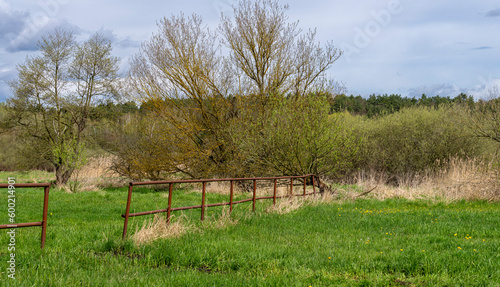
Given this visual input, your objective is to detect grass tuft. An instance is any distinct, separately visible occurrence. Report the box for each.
[132,214,187,246]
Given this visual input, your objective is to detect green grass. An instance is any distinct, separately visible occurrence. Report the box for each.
[0,177,499,286]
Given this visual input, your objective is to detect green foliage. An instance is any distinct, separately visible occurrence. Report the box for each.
[94,112,179,180]
[230,94,360,178]
[351,106,481,178]
[331,93,475,117]
[89,101,139,121]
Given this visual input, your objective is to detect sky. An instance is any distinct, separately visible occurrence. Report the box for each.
[0,0,499,102]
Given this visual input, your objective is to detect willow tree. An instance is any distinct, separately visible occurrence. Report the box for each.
[128,0,343,179]
[129,13,234,178]
[220,0,341,104]
[7,28,120,185]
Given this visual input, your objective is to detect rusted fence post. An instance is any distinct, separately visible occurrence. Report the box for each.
[273,179,277,206]
[166,183,173,224]
[290,178,293,197]
[229,180,234,213]
[122,183,133,240]
[252,179,257,211]
[201,182,206,221]
[41,185,50,249]
[0,183,51,249]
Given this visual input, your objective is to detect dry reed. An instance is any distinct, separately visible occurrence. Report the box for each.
[345,157,500,202]
[67,155,127,192]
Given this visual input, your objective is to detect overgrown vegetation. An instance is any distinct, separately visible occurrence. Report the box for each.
[349,106,483,181]
[0,178,499,285]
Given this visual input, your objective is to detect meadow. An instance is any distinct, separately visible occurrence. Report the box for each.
[0,171,499,286]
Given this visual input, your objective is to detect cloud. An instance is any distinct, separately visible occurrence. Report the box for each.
[0,10,29,36]
[0,5,81,52]
[81,27,140,50]
[467,77,500,100]
[471,46,493,50]
[6,18,81,52]
[0,9,31,51]
[407,83,464,98]
[485,8,500,17]
[116,37,141,49]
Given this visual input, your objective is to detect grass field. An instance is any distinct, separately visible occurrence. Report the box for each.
[0,172,499,286]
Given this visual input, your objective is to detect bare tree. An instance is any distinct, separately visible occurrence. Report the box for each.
[127,0,343,179]
[7,28,120,185]
[129,13,236,178]
[220,0,342,103]
[468,85,500,143]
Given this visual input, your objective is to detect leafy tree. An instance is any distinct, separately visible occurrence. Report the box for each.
[230,94,359,178]
[127,0,342,179]
[6,28,120,185]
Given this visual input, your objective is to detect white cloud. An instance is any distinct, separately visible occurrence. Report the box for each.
[407,83,464,98]
[0,0,10,12]
[467,77,500,100]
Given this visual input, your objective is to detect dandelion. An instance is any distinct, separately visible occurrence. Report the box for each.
[328,257,331,260]
[454,233,457,236]
[473,249,477,252]
[400,249,403,251]
[457,247,462,250]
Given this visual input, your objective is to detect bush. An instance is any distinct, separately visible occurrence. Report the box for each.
[229,95,360,179]
[94,113,180,180]
[350,106,481,181]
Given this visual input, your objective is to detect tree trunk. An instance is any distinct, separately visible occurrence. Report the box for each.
[55,165,74,186]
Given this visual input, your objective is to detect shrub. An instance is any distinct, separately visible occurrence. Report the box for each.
[229,95,360,179]
[351,106,481,181]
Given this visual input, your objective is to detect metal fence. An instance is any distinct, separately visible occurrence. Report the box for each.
[0,183,51,249]
[122,174,320,239]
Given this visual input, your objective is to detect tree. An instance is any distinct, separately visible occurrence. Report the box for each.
[220,0,341,104]
[6,28,120,185]
[468,86,500,144]
[229,94,359,178]
[127,0,342,179]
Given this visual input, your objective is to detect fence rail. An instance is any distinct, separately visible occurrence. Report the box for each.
[0,183,51,249]
[122,174,320,239]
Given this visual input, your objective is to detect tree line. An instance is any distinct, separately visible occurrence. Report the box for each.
[330,93,475,117]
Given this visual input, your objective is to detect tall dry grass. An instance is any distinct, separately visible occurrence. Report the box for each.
[133,214,188,246]
[345,157,500,202]
[66,155,127,192]
[132,207,238,246]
